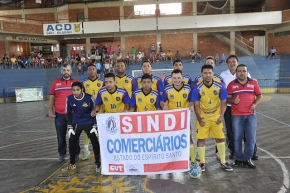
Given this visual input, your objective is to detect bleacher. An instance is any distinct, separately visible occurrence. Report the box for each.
[0,55,289,103]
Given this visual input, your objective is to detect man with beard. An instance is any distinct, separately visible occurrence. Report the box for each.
[115,59,137,98]
[49,64,80,163]
[227,64,262,169]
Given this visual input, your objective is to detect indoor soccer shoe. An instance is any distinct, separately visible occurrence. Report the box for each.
[96,163,101,173]
[189,162,202,178]
[62,164,76,171]
[199,163,206,172]
[82,150,90,161]
[220,162,233,171]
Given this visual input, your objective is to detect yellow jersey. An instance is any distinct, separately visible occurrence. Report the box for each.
[95,86,130,113]
[115,74,137,98]
[162,83,192,110]
[81,77,104,100]
[130,89,160,112]
[191,81,228,119]
[135,74,163,94]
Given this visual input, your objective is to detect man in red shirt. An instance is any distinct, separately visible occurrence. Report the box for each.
[49,64,80,163]
[227,64,262,169]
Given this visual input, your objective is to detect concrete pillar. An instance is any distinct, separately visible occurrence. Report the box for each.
[120,4,124,20]
[5,40,9,56]
[265,0,270,11]
[55,41,60,57]
[84,4,88,22]
[192,0,197,16]
[86,37,90,58]
[230,30,235,55]
[156,33,161,52]
[230,0,235,14]
[193,33,197,51]
[265,30,269,55]
[121,35,125,56]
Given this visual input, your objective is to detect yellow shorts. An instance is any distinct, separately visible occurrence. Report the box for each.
[195,118,224,139]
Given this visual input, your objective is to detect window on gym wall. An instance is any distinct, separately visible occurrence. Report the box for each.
[134,4,156,16]
[160,3,182,15]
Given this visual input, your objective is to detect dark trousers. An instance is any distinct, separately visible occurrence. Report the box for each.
[55,112,80,156]
[69,124,100,165]
[225,106,258,154]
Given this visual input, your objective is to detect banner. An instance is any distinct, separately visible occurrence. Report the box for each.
[97,109,190,175]
[43,23,83,36]
[15,88,43,102]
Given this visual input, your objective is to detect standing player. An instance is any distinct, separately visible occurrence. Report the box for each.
[129,74,161,112]
[64,82,101,172]
[81,64,104,160]
[91,73,130,115]
[192,65,233,172]
[163,59,192,88]
[49,64,80,163]
[227,64,262,168]
[135,61,163,96]
[160,69,200,177]
[115,59,137,98]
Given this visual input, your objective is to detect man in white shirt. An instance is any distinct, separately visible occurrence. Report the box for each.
[220,55,258,161]
[268,46,277,60]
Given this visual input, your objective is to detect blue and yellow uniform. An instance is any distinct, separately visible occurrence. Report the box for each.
[115,74,137,98]
[95,86,130,113]
[135,74,163,95]
[161,83,192,110]
[191,81,228,139]
[194,74,224,85]
[130,89,160,112]
[163,74,193,87]
[81,77,104,100]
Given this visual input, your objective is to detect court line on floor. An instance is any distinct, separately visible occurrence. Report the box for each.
[0,116,45,131]
[0,136,55,149]
[258,147,289,193]
[256,111,290,127]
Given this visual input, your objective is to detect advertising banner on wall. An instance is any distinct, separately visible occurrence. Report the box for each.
[15,88,43,102]
[97,109,190,175]
[43,23,83,36]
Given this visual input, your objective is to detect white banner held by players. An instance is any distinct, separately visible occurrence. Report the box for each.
[97,109,190,175]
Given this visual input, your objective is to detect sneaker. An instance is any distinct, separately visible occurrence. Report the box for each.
[251,152,259,160]
[229,152,236,160]
[62,164,76,171]
[199,163,206,172]
[96,163,101,173]
[58,155,65,163]
[215,152,220,161]
[232,160,242,167]
[82,151,91,161]
[220,162,233,171]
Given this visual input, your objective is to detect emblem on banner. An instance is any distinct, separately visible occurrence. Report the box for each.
[106,116,117,134]
[74,24,80,32]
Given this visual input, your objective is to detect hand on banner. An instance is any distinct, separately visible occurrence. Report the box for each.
[216,115,223,125]
[163,103,168,110]
[67,125,75,138]
[90,124,98,137]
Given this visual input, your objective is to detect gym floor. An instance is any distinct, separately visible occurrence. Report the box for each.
[0,94,289,193]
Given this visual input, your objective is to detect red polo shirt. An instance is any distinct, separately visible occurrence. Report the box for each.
[227,78,262,116]
[50,77,78,114]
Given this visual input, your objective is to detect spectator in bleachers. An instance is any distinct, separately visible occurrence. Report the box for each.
[155,52,161,63]
[108,46,114,63]
[166,50,173,64]
[149,51,155,63]
[11,55,17,69]
[27,55,33,69]
[46,56,53,68]
[34,56,40,69]
[21,57,28,69]
[57,56,63,68]
[136,51,143,65]
[75,54,81,68]
[103,59,111,74]
[98,45,103,62]
[81,47,86,57]
[76,61,83,76]
[220,52,227,64]
[215,52,220,66]
[95,60,102,78]
[52,56,58,68]
[190,50,196,63]
[139,44,144,54]
[151,43,156,54]
[81,55,86,64]
[175,50,181,60]
[90,46,96,60]
[131,47,136,63]
[40,57,45,68]
[70,47,76,60]
[17,56,25,69]
[117,51,122,60]
[125,52,130,65]
[159,43,163,53]
[3,54,9,69]
[268,46,277,60]
[0,57,3,69]
[196,50,201,62]
[160,52,166,62]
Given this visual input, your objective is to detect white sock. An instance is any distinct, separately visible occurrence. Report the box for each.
[84,145,89,152]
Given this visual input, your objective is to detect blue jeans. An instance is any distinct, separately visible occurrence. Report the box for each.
[232,114,257,161]
[55,112,80,156]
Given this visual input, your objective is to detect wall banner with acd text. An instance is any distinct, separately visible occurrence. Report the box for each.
[97,109,190,175]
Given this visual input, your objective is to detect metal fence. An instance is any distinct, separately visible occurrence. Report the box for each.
[257,78,290,94]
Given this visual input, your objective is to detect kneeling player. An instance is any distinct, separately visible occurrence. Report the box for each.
[64,82,101,172]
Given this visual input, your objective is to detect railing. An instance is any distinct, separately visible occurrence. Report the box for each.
[224,32,254,53]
